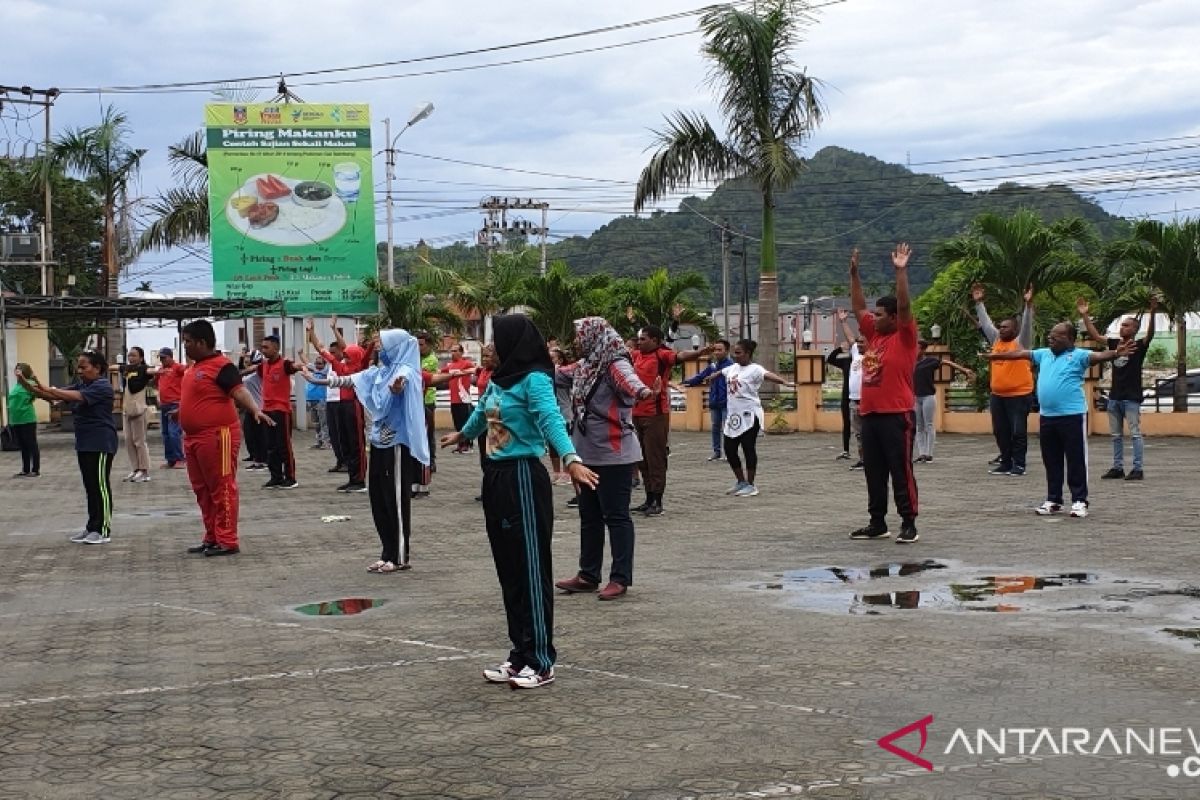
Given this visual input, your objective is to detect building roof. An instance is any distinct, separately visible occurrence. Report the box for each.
[0,294,283,325]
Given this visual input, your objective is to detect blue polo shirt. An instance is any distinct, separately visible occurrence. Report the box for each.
[1031,347,1090,417]
[68,378,118,453]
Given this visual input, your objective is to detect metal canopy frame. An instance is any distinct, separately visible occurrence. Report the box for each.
[0,294,283,326]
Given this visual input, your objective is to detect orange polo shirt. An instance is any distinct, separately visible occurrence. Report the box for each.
[990,338,1033,397]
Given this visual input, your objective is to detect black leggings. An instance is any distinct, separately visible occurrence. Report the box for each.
[12,422,39,474]
[840,395,851,452]
[724,419,761,482]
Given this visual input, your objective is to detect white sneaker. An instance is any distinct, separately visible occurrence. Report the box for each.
[1069,501,1088,518]
[482,662,520,684]
[69,530,90,543]
[133,472,152,483]
[725,481,747,495]
[1034,501,1063,516]
[508,667,555,690]
[121,471,137,482]
[734,484,759,497]
[81,532,110,544]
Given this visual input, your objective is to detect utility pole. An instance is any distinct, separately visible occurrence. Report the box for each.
[719,219,731,337]
[382,103,434,309]
[478,196,550,275]
[0,85,59,294]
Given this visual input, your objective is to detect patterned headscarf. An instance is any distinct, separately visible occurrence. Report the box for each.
[570,316,629,414]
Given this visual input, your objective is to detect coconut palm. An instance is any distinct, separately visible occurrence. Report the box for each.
[932,209,1100,316]
[420,249,537,341]
[517,261,612,347]
[1111,218,1200,412]
[40,106,145,301]
[365,277,463,336]
[136,131,209,252]
[633,0,824,376]
[610,268,719,342]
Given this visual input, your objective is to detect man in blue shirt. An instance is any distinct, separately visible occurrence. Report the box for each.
[682,339,733,461]
[304,355,330,449]
[987,322,1133,519]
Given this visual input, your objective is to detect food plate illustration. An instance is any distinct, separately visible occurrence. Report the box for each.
[225,174,348,246]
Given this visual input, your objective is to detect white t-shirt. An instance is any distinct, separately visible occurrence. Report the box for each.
[848,344,864,402]
[721,362,767,438]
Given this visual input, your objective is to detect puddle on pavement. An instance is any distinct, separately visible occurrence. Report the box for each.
[293,598,386,616]
[754,562,1147,615]
[1164,628,1200,647]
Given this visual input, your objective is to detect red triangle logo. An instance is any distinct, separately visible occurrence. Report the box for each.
[877,714,935,771]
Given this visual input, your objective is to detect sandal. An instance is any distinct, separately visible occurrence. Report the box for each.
[377,562,398,574]
[367,560,387,573]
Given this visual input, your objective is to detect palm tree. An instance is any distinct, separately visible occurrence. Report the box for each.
[634,0,825,375]
[136,131,209,252]
[610,268,719,341]
[932,209,1099,316]
[1112,218,1200,412]
[517,261,612,347]
[41,106,145,301]
[365,277,463,336]
[421,250,537,342]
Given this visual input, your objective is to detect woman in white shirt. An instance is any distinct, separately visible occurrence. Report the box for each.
[716,339,793,497]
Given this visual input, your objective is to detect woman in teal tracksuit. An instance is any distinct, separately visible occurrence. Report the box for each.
[442,315,597,690]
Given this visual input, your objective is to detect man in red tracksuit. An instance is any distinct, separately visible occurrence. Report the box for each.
[256,335,303,490]
[178,320,274,557]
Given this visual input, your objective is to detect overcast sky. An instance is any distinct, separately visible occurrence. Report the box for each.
[4,0,1198,294]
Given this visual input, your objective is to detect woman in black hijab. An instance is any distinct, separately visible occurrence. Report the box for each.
[442,315,597,690]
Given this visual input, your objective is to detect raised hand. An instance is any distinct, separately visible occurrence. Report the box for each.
[1076,297,1090,317]
[305,318,314,332]
[836,308,849,321]
[970,282,986,303]
[891,242,912,270]
[1149,293,1159,310]
[1023,284,1035,304]
[849,247,860,276]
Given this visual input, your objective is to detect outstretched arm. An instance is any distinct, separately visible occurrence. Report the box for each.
[1075,297,1104,343]
[848,248,865,316]
[329,314,347,351]
[942,359,975,381]
[1017,285,1035,348]
[1088,338,1137,365]
[763,370,795,387]
[18,374,84,404]
[971,283,998,344]
[984,349,1033,362]
[1144,295,1158,344]
[892,243,912,325]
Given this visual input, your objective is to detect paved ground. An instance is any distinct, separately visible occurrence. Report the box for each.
[1,425,1198,799]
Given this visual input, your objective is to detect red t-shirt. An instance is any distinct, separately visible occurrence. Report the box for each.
[320,350,356,402]
[179,354,242,434]
[442,358,476,404]
[156,361,187,404]
[257,357,301,413]
[632,347,677,417]
[856,311,918,414]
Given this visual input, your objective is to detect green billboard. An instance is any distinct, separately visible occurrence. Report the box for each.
[206,103,376,315]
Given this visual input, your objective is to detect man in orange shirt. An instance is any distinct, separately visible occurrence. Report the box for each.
[153,347,188,468]
[255,335,303,489]
[973,283,1035,477]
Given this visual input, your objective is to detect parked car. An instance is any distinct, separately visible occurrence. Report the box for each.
[1142,368,1200,412]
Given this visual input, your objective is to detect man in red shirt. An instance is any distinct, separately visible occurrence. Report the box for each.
[178,320,274,557]
[631,324,710,517]
[442,343,476,453]
[153,347,187,467]
[848,244,920,544]
[254,335,303,489]
[306,317,367,492]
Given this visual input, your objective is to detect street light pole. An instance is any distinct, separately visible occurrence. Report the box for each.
[382,102,434,304]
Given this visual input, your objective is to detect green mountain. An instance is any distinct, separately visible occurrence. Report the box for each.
[541,146,1127,303]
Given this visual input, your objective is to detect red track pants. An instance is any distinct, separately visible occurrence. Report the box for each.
[185,425,241,549]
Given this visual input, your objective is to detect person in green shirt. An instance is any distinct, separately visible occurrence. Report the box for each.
[414,331,440,497]
[8,363,40,477]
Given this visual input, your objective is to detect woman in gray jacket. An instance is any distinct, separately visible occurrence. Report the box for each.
[554,317,654,601]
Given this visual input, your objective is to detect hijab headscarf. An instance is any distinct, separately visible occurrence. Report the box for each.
[489,314,553,390]
[570,317,629,413]
[350,329,429,465]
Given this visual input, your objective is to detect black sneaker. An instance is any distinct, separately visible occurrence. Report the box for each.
[565,496,579,509]
[187,542,216,554]
[1008,468,1026,477]
[1100,467,1124,480]
[336,482,353,492]
[262,478,283,489]
[896,524,919,544]
[988,455,1003,465]
[277,478,299,490]
[849,525,890,540]
[988,466,1012,476]
[849,461,864,471]
[1125,469,1144,481]
[631,500,650,513]
[345,481,367,493]
[643,502,663,517]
